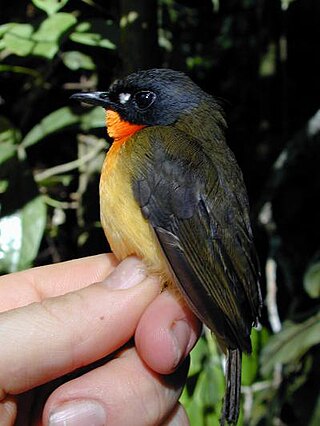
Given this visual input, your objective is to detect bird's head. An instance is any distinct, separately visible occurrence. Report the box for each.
[71,68,211,140]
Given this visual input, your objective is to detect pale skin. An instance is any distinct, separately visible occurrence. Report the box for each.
[0,254,201,426]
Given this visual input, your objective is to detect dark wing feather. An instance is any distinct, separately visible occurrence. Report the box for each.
[132,126,261,353]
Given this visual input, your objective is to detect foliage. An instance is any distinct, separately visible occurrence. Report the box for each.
[261,312,320,377]
[0,0,112,270]
[1,0,319,425]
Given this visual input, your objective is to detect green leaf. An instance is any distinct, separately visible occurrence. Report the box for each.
[70,19,117,49]
[33,13,76,42]
[70,32,99,46]
[32,0,69,16]
[74,22,90,32]
[32,13,77,59]
[181,393,206,426]
[189,335,209,377]
[197,359,225,407]
[0,116,21,143]
[180,332,227,425]
[0,64,41,78]
[0,180,9,194]
[62,51,95,70]
[0,142,17,164]
[21,106,105,148]
[2,23,34,56]
[261,312,320,376]
[310,394,320,426]
[1,155,46,273]
[184,366,224,424]
[242,328,260,386]
[0,195,46,273]
[281,0,297,11]
[1,14,76,59]
[99,38,117,49]
[79,105,105,131]
[70,32,116,49]
[259,43,277,77]
[0,23,15,37]
[21,107,79,148]
[0,117,21,163]
[304,260,320,299]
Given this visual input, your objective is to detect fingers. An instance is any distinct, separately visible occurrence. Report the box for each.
[0,254,118,312]
[135,290,202,374]
[0,395,16,426]
[0,256,199,426]
[162,403,190,426]
[0,258,160,396]
[43,347,190,426]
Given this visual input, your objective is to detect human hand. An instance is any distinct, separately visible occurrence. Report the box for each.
[0,254,201,425]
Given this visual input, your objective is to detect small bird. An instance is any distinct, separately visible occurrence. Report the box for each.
[71,68,262,425]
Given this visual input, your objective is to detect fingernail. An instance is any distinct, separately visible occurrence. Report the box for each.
[103,256,147,290]
[48,400,107,426]
[171,320,191,368]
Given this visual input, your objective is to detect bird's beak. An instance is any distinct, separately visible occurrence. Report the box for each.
[70,91,112,108]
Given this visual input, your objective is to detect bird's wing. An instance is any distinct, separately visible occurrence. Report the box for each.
[131,126,261,352]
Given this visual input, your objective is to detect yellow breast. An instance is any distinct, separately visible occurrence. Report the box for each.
[99,139,171,283]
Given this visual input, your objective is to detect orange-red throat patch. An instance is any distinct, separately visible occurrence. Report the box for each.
[106,110,146,143]
[103,110,146,174]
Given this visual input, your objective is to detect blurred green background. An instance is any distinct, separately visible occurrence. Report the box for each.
[0,0,319,424]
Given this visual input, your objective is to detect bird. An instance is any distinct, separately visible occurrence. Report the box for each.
[71,68,262,425]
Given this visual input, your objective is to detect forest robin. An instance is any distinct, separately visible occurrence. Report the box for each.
[71,68,262,425]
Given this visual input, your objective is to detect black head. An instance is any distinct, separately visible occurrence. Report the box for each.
[71,68,209,126]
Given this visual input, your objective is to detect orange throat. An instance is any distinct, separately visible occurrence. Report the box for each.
[103,110,146,173]
[106,110,146,145]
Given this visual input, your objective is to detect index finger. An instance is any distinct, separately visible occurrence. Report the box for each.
[0,258,160,396]
[0,254,118,312]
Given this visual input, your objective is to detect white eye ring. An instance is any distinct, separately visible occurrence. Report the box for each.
[119,93,131,104]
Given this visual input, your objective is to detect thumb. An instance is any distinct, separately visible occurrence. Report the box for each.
[0,257,160,397]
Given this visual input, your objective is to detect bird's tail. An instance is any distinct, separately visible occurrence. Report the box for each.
[220,348,242,426]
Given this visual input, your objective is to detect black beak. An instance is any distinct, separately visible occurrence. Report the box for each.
[70,91,111,108]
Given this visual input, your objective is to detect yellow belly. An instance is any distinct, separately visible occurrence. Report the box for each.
[99,143,171,283]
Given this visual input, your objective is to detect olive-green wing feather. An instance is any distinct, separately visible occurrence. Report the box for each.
[132,126,261,353]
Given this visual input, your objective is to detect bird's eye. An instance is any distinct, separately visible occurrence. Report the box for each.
[134,91,156,110]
